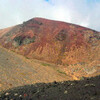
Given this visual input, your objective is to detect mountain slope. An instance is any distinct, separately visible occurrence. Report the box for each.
[0,18,100,65]
[0,46,68,91]
[0,18,100,80]
[0,17,100,65]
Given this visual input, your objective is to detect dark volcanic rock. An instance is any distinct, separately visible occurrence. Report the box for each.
[0,75,100,100]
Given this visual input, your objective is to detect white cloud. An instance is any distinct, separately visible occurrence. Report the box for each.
[0,0,100,31]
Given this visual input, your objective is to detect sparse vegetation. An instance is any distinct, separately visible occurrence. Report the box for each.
[80,76,85,80]
[62,45,100,66]
[23,36,36,45]
[13,36,36,46]
[41,63,51,66]
[0,46,67,91]
[25,57,30,59]
[57,70,66,75]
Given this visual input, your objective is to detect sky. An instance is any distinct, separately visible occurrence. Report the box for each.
[0,0,100,31]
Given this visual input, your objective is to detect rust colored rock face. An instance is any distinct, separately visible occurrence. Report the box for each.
[0,17,100,64]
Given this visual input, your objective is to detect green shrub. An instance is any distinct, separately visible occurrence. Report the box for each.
[41,63,51,66]
[57,70,66,75]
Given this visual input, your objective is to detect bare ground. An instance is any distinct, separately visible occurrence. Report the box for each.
[0,46,69,91]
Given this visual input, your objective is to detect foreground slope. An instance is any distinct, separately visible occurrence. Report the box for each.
[0,75,100,100]
[0,17,100,65]
[0,46,68,91]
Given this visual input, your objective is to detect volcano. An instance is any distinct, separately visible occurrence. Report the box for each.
[0,17,100,65]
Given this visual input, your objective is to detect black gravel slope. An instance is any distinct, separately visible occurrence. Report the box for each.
[0,76,100,100]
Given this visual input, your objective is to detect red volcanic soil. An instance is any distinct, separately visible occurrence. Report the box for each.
[0,17,100,65]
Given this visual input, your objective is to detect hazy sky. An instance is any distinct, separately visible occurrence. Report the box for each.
[0,0,100,31]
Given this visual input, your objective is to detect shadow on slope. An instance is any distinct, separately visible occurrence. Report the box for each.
[0,75,100,100]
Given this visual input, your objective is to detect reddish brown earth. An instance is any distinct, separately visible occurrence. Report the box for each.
[0,18,100,100]
[0,17,100,79]
[0,18,100,64]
